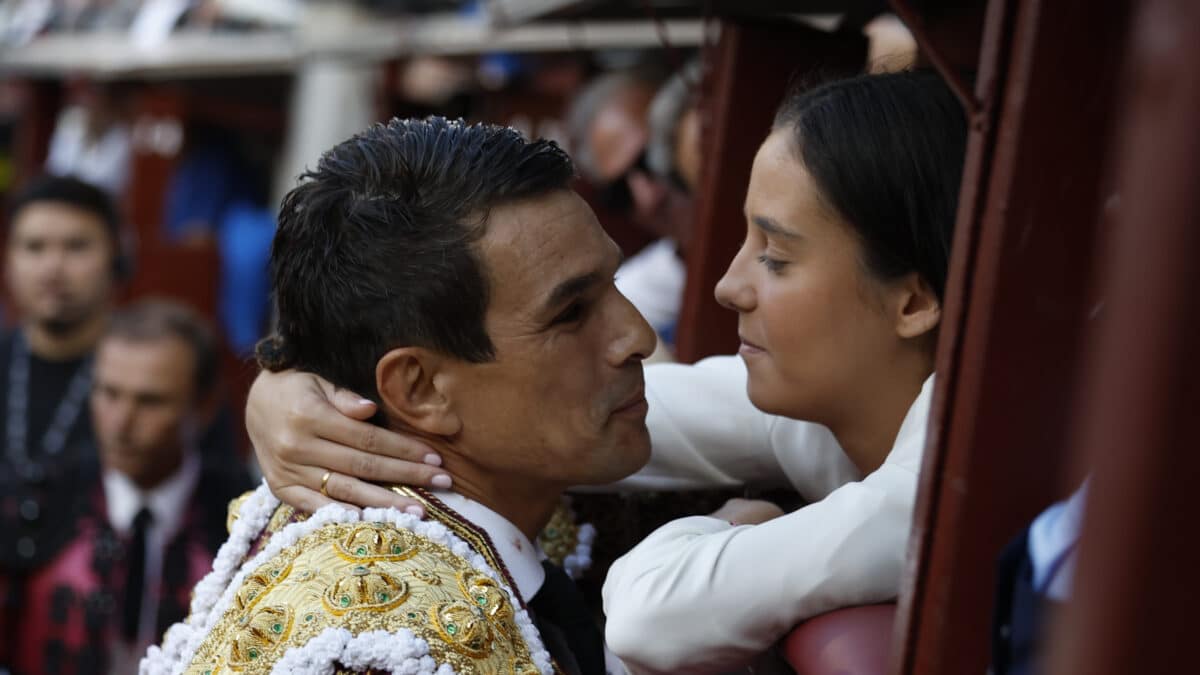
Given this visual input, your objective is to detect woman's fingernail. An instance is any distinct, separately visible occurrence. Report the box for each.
[404,505,425,517]
[431,474,452,489]
[358,398,374,406]
[423,453,442,466]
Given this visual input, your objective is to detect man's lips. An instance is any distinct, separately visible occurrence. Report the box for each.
[612,384,648,415]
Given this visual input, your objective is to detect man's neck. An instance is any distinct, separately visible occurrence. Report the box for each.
[433,448,561,541]
[23,312,108,361]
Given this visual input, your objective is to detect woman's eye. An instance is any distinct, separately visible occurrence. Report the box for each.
[757,254,789,273]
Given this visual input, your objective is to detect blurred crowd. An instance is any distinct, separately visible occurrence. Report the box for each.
[0,6,921,672]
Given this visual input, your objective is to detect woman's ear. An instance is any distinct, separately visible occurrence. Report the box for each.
[375,348,461,437]
[893,273,942,339]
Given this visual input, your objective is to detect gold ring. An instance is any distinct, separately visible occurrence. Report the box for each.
[320,471,333,497]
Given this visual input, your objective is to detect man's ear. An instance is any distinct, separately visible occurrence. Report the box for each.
[376,347,461,437]
[892,272,942,339]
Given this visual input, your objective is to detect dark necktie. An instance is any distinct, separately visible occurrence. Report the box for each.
[122,506,153,643]
[528,561,606,675]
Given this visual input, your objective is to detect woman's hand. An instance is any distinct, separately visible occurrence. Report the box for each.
[246,369,453,516]
[709,498,785,526]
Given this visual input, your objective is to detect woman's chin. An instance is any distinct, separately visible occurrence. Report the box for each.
[745,378,793,418]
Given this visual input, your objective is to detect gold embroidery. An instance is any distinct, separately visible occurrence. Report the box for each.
[184,513,540,674]
[226,492,252,535]
[536,501,581,569]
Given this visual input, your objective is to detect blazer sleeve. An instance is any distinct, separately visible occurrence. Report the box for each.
[602,457,919,674]
[610,355,789,492]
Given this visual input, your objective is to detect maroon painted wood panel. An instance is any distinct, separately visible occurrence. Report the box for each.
[893,1,1134,674]
[1044,1,1200,673]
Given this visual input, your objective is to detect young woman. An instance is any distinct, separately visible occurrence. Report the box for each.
[243,69,967,673]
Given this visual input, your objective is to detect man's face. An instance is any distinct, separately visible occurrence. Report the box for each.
[5,202,114,332]
[587,87,680,237]
[91,336,196,488]
[442,190,657,488]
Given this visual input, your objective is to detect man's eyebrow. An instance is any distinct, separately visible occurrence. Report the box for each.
[541,271,604,315]
[752,215,802,240]
[540,248,624,316]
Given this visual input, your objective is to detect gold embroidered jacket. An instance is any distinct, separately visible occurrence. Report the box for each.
[140,485,553,675]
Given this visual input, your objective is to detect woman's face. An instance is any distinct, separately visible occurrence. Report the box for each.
[715,129,916,423]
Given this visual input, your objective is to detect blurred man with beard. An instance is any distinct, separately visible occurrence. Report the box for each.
[0,176,123,570]
[1,300,240,675]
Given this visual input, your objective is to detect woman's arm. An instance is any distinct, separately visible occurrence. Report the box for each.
[602,458,919,673]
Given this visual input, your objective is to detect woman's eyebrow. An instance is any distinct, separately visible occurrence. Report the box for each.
[752,215,803,240]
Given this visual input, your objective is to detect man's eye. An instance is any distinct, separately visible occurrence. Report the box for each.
[552,302,587,326]
[757,254,789,273]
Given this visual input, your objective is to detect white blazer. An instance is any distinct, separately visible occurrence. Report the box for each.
[601,355,931,674]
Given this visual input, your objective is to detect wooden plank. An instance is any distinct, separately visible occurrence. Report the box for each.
[673,18,866,362]
[892,0,1134,674]
[1044,1,1200,673]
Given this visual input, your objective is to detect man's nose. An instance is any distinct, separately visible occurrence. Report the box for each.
[108,399,137,437]
[38,247,68,276]
[607,295,658,366]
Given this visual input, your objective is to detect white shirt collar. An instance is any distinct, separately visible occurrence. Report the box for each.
[102,450,201,539]
[886,373,936,472]
[431,490,546,602]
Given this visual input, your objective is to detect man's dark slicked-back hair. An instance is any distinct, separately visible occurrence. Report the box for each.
[257,117,575,402]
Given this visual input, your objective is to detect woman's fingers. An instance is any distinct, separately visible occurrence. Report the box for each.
[301,438,451,490]
[328,386,378,420]
[307,397,442,466]
[274,484,354,516]
[316,469,428,515]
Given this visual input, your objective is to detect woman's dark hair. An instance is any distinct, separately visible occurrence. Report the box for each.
[773,69,967,300]
[258,117,574,402]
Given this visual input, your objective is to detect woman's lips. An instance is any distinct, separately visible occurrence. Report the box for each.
[739,335,767,356]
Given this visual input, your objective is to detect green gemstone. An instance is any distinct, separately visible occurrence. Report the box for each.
[305,614,314,622]
[476,596,487,605]
[356,546,368,555]
[378,592,389,602]
[272,622,283,634]
[391,545,404,554]
[546,528,558,537]
[407,612,418,619]
[248,649,259,660]
[447,623,458,635]
[340,595,351,607]
[246,591,256,600]
[203,670,212,675]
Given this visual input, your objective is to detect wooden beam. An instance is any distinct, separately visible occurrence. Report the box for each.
[674,18,865,362]
[1046,1,1200,673]
[893,0,1134,674]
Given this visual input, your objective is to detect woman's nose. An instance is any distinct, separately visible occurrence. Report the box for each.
[715,245,756,313]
